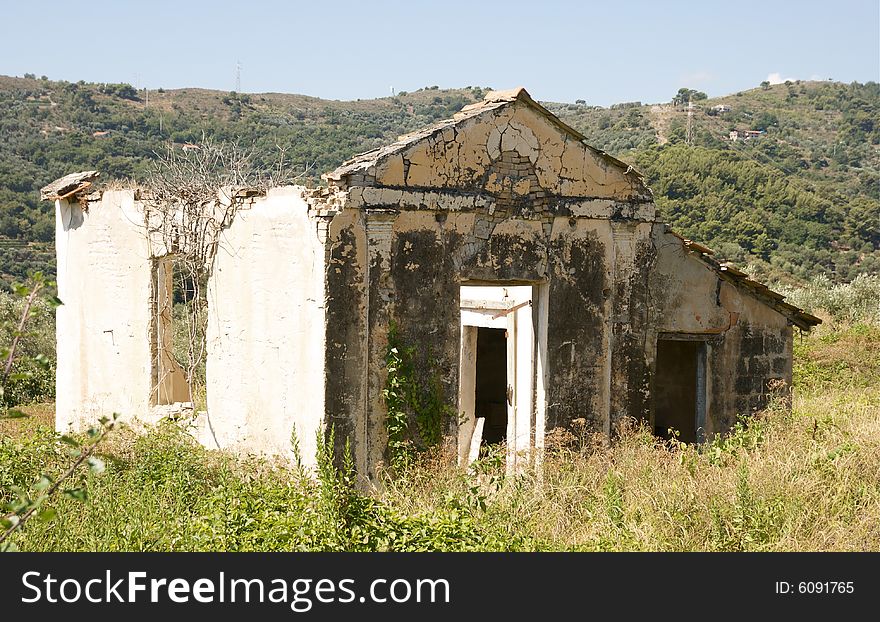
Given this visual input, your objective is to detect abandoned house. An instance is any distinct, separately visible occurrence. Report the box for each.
[42,87,821,478]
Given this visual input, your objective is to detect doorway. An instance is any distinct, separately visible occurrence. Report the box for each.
[458,284,545,470]
[475,327,508,445]
[653,337,707,443]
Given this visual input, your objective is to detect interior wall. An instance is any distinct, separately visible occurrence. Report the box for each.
[653,340,698,443]
[55,190,156,432]
[475,327,508,444]
[204,186,326,467]
[152,256,188,406]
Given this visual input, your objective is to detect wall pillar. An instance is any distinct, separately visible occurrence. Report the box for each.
[362,209,397,479]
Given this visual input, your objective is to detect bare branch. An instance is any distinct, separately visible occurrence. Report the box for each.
[141,138,303,408]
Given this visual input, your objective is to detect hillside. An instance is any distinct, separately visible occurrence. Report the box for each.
[0,75,877,285]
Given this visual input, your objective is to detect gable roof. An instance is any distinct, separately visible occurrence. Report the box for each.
[324,87,646,190]
[324,88,820,330]
[668,227,822,330]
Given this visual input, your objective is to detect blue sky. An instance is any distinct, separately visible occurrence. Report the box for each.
[2,0,877,105]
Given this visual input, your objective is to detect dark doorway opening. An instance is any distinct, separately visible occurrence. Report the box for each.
[654,339,706,443]
[475,327,508,445]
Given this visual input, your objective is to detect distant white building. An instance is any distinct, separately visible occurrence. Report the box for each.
[728,129,764,142]
[712,104,731,113]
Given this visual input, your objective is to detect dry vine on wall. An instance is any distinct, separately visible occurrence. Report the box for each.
[142,139,304,408]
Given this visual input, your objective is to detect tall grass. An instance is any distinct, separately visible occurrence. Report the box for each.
[3,323,878,552]
[379,325,880,551]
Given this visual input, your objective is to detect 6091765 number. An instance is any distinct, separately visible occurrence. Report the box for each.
[799,581,853,594]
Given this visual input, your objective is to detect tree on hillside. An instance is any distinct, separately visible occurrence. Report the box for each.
[673,88,707,106]
[0,76,876,285]
[751,111,778,131]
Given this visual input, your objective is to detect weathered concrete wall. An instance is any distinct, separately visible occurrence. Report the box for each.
[370,101,648,201]
[331,203,796,466]
[55,185,330,463]
[649,226,793,438]
[544,217,611,434]
[51,89,809,478]
[55,190,156,431]
[324,200,659,471]
[323,208,369,473]
[608,221,656,432]
[204,186,327,466]
[324,176,799,471]
[321,94,662,472]
[710,289,793,435]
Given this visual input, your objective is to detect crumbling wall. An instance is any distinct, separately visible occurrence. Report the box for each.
[321,95,661,472]
[715,296,793,432]
[55,190,156,431]
[544,218,611,434]
[366,99,648,201]
[323,203,658,470]
[323,208,369,473]
[54,183,331,463]
[203,186,327,465]
[649,226,793,438]
[607,221,656,432]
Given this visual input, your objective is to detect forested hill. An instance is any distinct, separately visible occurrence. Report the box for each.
[0,75,877,286]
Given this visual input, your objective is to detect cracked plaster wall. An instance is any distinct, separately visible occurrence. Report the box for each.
[55,190,157,432]
[648,226,793,437]
[202,186,327,466]
[369,102,649,202]
[320,98,796,473]
[317,100,664,473]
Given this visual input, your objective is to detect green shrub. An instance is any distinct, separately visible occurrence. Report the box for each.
[777,273,880,324]
[0,288,56,405]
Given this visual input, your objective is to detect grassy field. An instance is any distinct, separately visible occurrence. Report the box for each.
[1,323,878,551]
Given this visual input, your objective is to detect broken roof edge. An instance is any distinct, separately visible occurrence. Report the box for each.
[667,225,822,330]
[40,171,314,205]
[40,171,100,202]
[324,87,649,189]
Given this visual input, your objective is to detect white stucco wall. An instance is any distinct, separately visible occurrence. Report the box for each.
[55,190,155,432]
[203,186,326,467]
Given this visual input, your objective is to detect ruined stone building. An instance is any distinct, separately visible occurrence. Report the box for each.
[43,88,820,477]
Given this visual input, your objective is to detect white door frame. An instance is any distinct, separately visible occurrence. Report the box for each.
[458,285,537,471]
